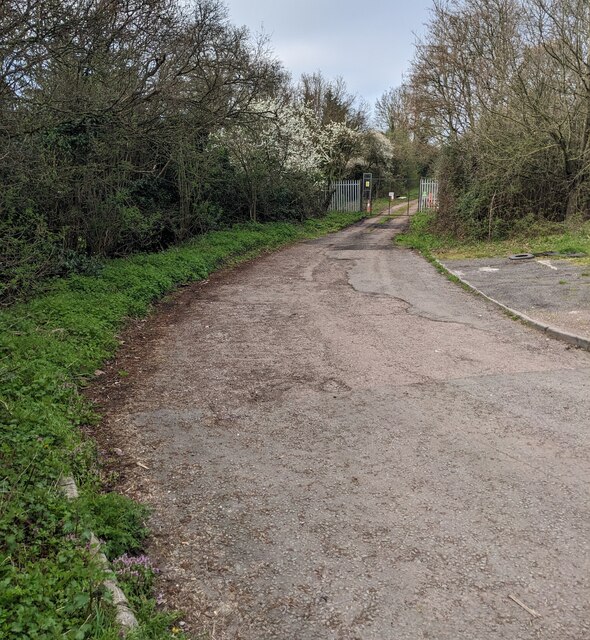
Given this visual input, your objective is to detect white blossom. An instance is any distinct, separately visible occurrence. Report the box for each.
[213,98,359,182]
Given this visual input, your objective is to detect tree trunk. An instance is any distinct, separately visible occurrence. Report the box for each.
[250,186,257,222]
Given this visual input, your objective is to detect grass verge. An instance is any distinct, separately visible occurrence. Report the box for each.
[397,211,590,263]
[0,210,367,639]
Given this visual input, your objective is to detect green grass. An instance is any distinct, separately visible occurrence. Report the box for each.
[372,187,418,216]
[370,197,390,212]
[372,199,406,216]
[0,210,367,639]
[397,211,590,263]
[377,208,412,224]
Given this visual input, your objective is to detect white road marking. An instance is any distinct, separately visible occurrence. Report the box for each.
[537,259,558,270]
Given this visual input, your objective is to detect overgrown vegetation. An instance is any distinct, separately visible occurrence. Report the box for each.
[0,0,374,303]
[0,211,366,639]
[379,0,590,240]
[397,211,590,262]
[373,85,438,195]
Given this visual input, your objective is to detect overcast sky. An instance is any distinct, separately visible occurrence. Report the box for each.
[223,0,434,110]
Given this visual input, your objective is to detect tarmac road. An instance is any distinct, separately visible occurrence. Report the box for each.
[94,208,590,639]
[440,256,590,341]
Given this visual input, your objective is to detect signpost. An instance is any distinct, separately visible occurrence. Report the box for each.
[388,191,394,214]
[363,172,372,213]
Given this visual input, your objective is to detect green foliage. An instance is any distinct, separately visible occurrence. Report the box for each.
[0,0,293,301]
[397,211,590,262]
[432,134,576,240]
[0,210,365,638]
[408,0,590,238]
[80,494,150,560]
[0,518,117,639]
[395,211,449,253]
[0,2,369,303]
[0,205,64,299]
[127,603,189,640]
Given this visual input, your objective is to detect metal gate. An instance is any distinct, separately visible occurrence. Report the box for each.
[329,180,361,212]
[419,177,439,212]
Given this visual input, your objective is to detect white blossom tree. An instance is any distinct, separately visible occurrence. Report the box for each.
[214,98,359,220]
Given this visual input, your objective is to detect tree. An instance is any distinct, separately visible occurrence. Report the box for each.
[405,0,590,237]
[297,71,368,130]
[373,84,438,192]
[213,99,319,222]
[375,86,411,135]
[0,0,285,298]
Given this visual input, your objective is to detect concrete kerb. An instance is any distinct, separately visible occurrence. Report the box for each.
[58,475,139,634]
[431,256,590,352]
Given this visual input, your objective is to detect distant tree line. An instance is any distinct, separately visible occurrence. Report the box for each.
[373,84,438,195]
[0,0,370,300]
[378,0,590,239]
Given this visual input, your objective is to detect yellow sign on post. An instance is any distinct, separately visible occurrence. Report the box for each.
[362,172,372,213]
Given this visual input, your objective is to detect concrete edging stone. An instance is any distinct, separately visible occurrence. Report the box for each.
[59,476,139,634]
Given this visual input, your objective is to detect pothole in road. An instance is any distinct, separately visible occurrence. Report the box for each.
[319,378,352,394]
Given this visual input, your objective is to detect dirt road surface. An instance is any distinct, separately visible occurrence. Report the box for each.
[92,208,590,639]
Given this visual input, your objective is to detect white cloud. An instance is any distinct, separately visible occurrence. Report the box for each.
[224,0,433,106]
[274,40,339,71]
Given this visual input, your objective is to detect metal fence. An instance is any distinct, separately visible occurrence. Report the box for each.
[419,177,439,212]
[329,180,361,212]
